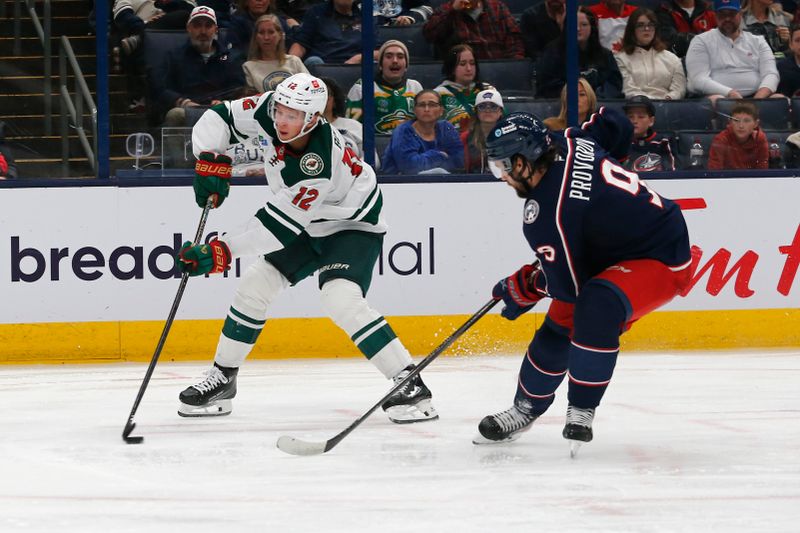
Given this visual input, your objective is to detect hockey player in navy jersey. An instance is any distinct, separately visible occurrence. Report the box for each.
[475,107,692,456]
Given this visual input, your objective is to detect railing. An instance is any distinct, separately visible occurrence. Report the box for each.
[13,0,52,135]
[59,36,97,177]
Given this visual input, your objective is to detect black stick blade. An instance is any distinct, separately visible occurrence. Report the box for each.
[122,422,144,444]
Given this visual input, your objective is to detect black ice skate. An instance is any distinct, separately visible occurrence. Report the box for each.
[381,365,438,424]
[563,405,595,457]
[473,404,538,445]
[178,363,238,417]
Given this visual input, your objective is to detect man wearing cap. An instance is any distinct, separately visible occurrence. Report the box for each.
[151,7,245,128]
[344,40,423,134]
[622,95,676,172]
[461,88,504,173]
[685,0,779,100]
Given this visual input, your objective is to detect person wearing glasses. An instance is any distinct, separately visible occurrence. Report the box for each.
[615,8,687,100]
[461,89,505,173]
[380,90,465,174]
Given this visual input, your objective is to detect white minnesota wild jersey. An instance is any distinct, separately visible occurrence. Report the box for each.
[192,92,387,259]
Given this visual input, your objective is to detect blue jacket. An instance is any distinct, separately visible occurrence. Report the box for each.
[293,1,380,63]
[381,120,465,174]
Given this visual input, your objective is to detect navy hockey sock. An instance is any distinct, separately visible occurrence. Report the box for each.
[515,321,570,416]
[567,281,627,409]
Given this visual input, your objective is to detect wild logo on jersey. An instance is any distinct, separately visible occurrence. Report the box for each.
[300,153,324,176]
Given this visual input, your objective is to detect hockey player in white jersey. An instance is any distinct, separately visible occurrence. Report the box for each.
[175,73,437,424]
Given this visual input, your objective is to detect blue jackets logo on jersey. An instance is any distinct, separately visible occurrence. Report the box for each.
[524,199,540,224]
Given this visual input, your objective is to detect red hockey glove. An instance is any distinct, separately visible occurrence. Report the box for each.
[176,239,231,276]
[194,152,232,208]
[492,263,547,320]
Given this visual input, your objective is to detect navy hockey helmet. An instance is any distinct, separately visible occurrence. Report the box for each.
[485,112,551,180]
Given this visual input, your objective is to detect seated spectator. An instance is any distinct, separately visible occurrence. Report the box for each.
[228,0,298,54]
[376,0,433,26]
[423,0,524,60]
[741,0,792,56]
[0,122,17,180]
[622,95,676,171]
[708,100,769,168]
[243,14,308,93]
[461,88,504,173]
[686,0,780,100]
[543,77,598,130]
[276,0,319,20]
[322,76,365,157]
[784,130,800,166]
[288,0,379,65]
[380,90,465,174]
[434,44,493,131]
[777,24,800,95]
[151,6,244,125]
[521,0,565,59]
[589,0,637,52]
[537,7,624,99]
[345,40,422,134]
[615,7,686,100]
[198,0,235,27]
[656,0,717,58]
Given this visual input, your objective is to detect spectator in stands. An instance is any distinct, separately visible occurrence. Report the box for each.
[376,0,433,26]
[708,100,769,168]
[113,0,195,56]
[345,40,423,134]
[228,0,298,54]
[199,0,235,27]
[622,95,676,171]
[784,130,800,166]
[0,122,17,180]
[243,14,308,93]
[656,0,717,58]
[615,7,687,100]
[151,5,245,164]
[288,0,380,65]
[520,0,565,59]
[686,0,780,101]
[434,44,494,131]
[461,88,504,173]
[322,77,365,157]
[536,7,624,99]
[276,0,320,20]
[423,0,524,60]
[741,0,792,55]
[381,89,465,174]
[589,0,637,52]
[543,77,598,130]
[777,24,800,95]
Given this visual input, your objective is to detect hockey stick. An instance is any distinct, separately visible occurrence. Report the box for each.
[276,298,500,456]
[122,197,214,444]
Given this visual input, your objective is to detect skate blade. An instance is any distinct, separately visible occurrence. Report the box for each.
[568,440,583,458]
[471,432,523,445]
[385,399,439,424]
[178,399,232,417]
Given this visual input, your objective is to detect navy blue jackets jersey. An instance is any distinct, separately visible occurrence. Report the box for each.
[521,114,691,303]
[624,130,676,172]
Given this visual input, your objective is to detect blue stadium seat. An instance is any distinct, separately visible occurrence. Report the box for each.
[503,0,538,14]
[308,64,373,93]
[676,130,718,170]
[762,130,797,166]
[503,98,560,119]
[406,59,533,93]
[659,99,715,131]
[791,97,800,128]
[714,98,791,130]
[375,134,392,170]
[377,24,433,61]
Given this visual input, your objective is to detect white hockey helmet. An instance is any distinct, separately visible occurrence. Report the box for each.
[268,73,328,143]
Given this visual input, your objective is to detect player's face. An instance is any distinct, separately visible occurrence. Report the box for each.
[626,108,655,138]
[187,18,217,52]
[634,15,656,47]
[247,0,271,15]
[256,20,282,54]
[453,51,476,85]
[731,112,758,142]
[273,103,307,140]
[577,12,592,45]
[490,155,536,197]
[380,47,408,85]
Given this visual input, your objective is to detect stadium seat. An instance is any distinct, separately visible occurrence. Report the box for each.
[503,98,560,119]
[714,98,791,130]
[762,129,797,166]
[503,0,537,14]
[377,24,433,61]
[791,97,800,128]
[479,59,534,94]
[308,64,374,93]
[143,30,186,75]
[658,99,715,131]
[676,130,718,170]
[374,134,392,169]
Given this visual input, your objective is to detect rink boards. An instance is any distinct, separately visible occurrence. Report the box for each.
[0,178,798,363]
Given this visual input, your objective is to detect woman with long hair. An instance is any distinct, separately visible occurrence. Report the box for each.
[536,6,623,99]
[228,0,297,53]
[615,7,686,100]
[543,77,598,130]
[743,0,792,54]
[242,14,308,94]
[434,44,493,132]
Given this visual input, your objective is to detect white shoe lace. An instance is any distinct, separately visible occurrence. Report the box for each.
[192,367,228,394]
[392,370,421,398]
[492,406,532,433]
[566,406,595,428]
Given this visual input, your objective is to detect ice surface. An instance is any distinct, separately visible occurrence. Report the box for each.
[1,352,799,532]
